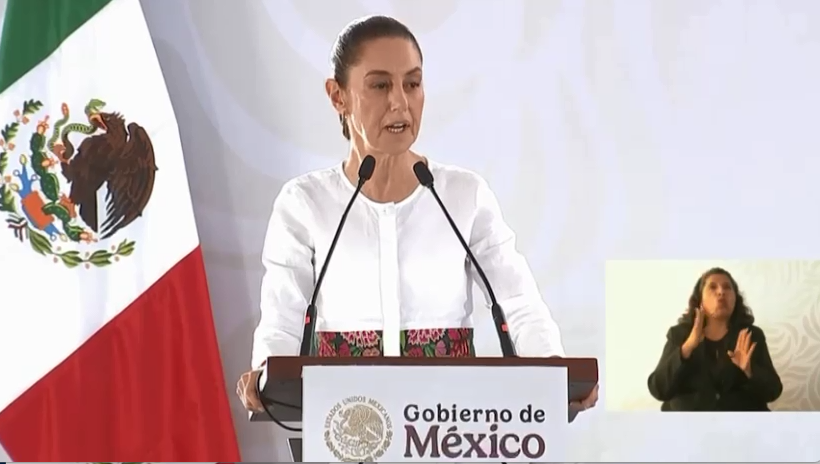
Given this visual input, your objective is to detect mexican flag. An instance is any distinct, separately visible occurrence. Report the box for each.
[0,0,240,461]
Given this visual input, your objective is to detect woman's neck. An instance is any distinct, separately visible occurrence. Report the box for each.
[704,319,729,340]
[344,146,424,203]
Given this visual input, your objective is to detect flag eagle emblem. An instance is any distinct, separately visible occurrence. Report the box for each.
[0,98,157,268]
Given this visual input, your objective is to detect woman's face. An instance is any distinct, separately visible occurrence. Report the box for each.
[700,273,736,320]
[328,37,424,156]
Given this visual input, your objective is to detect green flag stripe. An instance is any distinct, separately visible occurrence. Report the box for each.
[0,0,112,94]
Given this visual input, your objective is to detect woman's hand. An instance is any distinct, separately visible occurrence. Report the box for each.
[570,384,599,413]
[681,307,705,359]
[728,328,757,377]
[236,369,265,412]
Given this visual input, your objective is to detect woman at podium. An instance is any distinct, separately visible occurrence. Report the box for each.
[647,267,783,411]
[236,15,598,413]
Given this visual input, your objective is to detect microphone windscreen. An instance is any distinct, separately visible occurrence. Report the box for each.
[412,161,434,187]
[359,155,376,181]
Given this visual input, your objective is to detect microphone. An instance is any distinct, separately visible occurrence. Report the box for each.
[413,162,517,357]
[299,155,376,356]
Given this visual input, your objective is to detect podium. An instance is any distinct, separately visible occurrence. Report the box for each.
[252,356,598,462]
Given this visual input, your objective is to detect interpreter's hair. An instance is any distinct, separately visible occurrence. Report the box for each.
[330,15,423,140]
[678,267,755,327]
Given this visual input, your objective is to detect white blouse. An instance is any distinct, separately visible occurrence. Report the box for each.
[251,159,565,367]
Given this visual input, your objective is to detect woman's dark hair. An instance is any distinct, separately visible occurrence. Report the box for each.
[331,15,423,140]
[678,267,755,327]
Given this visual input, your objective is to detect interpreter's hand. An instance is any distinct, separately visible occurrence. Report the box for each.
[682,307,705,358]
[236,369,265,412]
[570,384,598,413]
[728,328,756,377]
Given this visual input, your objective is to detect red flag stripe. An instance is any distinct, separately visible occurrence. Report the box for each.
[0,247,241,461]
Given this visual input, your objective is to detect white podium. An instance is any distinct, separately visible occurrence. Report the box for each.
[303,365,568,462]
[252,356,599,463]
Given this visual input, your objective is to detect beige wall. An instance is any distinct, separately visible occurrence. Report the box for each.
[606,260,820,411]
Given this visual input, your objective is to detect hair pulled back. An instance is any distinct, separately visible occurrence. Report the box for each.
[330,15,423,140]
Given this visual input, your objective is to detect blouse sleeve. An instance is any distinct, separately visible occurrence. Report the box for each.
[468,177,566,357]
[251,181,316,368]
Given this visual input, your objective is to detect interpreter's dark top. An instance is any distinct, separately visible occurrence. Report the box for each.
[647,323,783,411]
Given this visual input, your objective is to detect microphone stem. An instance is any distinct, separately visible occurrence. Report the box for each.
[299,178,366,356]
[311,179,364,307]
[428,186,497,303]
[427,185,516,357]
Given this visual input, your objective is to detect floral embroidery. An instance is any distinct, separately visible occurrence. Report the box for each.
[403,328,474,358]
[314,328,475,357]
[407,328,444,345]
[341,330,380,348]
[314,331,383,357]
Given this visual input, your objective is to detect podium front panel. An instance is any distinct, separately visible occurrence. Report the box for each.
[302,364,569,462]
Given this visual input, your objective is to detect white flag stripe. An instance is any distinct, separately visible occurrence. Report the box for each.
[0,0,199,413]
